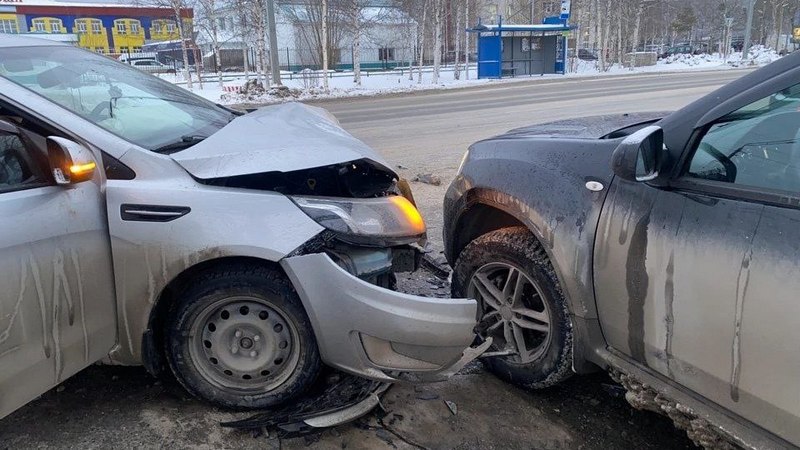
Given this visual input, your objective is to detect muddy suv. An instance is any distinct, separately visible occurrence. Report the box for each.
[444,52,800,448]
[0,37,484,419]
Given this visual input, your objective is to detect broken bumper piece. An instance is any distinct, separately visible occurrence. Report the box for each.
[281,253,485,383]
[221,371,391,435]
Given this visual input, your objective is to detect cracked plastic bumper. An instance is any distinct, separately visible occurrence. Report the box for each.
[281,253,483,382]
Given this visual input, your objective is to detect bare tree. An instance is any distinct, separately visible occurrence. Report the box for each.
[135,0,195,89]
[342,0,366,85]
[196,0,223,87]
[453,0,461,80]
[322,0,329,91]
[417,0,429,83]
[431,0,443,83]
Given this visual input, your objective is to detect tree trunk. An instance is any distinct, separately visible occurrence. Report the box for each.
[254,2,270,87]
[212,25,223,88]
[242,43,249,81]
[353,5,362,85]
[464,0,469,80]
[176,10,193,90]
[631,1,644,53]
[322,0,329,91]
[453,0,461,80]
[417,0,428,84]
[432,0,442,84]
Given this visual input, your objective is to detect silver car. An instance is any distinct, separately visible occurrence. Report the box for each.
[0,36,481,419]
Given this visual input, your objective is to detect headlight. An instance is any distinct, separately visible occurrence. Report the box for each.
[291,195,427,246]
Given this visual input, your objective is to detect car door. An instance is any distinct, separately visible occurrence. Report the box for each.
[594,81,800,443]
[0,116,117,420]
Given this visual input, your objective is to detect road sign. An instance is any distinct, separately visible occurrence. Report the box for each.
[560,0,571,20]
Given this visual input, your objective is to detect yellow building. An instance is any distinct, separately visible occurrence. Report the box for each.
[0,1,193,55]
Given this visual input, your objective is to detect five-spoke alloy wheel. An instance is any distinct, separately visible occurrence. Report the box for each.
[453,227,573,388]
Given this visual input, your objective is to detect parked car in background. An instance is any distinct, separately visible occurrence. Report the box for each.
[444,51,800,448]
[577,48,598,61]
[127,58,175,74]
[0,36,485,421]
[659,43,695,58]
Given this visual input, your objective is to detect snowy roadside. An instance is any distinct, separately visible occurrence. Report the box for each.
[167,45,782,105]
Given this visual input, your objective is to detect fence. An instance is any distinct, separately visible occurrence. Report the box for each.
[202,46,472,74]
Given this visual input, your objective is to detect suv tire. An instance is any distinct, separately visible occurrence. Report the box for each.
[452,227,573,388]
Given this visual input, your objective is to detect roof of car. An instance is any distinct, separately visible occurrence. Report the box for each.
[0,35,69,48]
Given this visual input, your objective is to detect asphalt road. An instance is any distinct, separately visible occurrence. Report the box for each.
[1,69,751,450]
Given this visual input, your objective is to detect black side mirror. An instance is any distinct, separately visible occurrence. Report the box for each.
[0,119,19,134]
[611,125,664,182]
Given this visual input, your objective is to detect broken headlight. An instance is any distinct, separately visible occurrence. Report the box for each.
[291,195,426,246]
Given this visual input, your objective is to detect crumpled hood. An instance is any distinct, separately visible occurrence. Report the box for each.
[171,102,392,179]
[497,111,671,140]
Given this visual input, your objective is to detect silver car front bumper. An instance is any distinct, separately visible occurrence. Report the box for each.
[281,253,487,382]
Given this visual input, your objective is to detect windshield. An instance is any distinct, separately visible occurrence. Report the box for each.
[0,45,235,152]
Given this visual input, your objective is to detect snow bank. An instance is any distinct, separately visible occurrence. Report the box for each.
[177,47,784,105]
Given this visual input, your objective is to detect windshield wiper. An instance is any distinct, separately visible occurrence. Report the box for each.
[153,135,207,154]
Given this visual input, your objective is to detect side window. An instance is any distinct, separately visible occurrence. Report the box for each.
[687,82,800,194]
[0,131,48,192]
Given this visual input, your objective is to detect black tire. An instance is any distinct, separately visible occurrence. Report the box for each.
[452,226,573,389]
[165,264,321,409]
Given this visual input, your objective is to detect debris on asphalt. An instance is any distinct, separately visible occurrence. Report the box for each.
[397,164,408,170]
[415,390,440,401]
[221,370,390,438]
[412,173,442,186]
[444,400,458,415]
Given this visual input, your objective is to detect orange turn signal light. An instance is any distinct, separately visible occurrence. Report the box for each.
[389,195,426,233]
[69,161,96,175]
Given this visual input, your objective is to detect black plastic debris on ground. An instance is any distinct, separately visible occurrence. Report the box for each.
[221,370,389,439]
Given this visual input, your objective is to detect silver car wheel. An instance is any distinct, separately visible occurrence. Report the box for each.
[468,262,552,364]
[189,296,301,392]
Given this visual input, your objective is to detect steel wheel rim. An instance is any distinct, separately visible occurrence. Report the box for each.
[188,295,301,393]
[467,262,552,364]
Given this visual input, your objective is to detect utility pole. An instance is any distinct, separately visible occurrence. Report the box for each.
[530,0,534,23]
[266,0,282,86]
[322,0,329,92]
[742,0,756,60]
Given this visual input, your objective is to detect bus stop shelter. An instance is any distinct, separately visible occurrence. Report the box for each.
[469,21,572,79]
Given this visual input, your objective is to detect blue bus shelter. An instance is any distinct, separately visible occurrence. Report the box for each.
[469,20,573,79]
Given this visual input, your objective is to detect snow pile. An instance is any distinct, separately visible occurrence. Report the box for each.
[216,67,486,104]
[659,52,721,67]
[727,45,781,67]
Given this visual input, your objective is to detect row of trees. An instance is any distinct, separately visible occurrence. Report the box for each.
[144,0,798,90]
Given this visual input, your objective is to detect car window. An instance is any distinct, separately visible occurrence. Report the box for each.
[0,46,235,153]
[687,82,800,194]
[0,131,47,192]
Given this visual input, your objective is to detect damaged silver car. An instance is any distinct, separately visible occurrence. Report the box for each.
[0,36,483,419]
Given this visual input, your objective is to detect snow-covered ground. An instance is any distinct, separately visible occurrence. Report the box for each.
[170,45,783,105]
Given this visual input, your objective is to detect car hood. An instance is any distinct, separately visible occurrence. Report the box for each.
[498,111,671,140]
[170,102,392,179]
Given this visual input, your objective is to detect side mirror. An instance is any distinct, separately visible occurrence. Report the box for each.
[0,119,19,134]
[47,137,97,185]
[611,125,664,182]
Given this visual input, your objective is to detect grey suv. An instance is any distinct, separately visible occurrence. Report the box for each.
[0,37,483,419]
[444,52,800,448]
